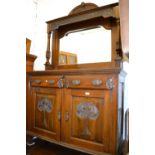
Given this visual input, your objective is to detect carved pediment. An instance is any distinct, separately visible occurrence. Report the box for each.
[69,2,98,15]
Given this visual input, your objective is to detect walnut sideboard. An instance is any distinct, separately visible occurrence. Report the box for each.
[27,2,127,155]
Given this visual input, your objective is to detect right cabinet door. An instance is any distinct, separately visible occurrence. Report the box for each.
[62,89,112,153]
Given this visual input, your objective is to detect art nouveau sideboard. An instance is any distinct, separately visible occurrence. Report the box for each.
[27,2,126,155]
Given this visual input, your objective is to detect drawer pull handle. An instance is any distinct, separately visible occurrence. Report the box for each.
[58,112,61,121]
[106,78,113,89]
[48,80,55,85]
[32,80,41,84]
[65,112,69,122]
[57,76,64,88]
[57,79,64,88]
[92,79,102,86]
[72,80,80,85]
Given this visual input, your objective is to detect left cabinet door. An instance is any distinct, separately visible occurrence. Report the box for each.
[29,87,61,142]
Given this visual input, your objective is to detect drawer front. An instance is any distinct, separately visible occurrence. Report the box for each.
[30,76,61,88]
[29,75,114,89]
[65,75,114,89]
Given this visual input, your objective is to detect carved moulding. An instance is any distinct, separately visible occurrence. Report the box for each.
[69,2,98,15]
[46,3,117,32]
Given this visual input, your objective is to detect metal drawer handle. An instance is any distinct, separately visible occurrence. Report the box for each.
[57,75,65,88]
[48,80,55,85]
[65,112,69,122]
[92,79,102,86]
[58,112,61,121]
[72,80,80,85]
[31,80,41,84]
[57,79,63,88]
[106,78,113,89]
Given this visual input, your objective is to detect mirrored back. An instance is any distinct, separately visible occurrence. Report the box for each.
[59,26,111,65]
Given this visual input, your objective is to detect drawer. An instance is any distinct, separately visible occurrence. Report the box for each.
[29,75,114,89]
[65,75,114,89]
[30,76,61,88]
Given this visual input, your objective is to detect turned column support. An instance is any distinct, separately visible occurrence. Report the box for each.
[45,32,51,65]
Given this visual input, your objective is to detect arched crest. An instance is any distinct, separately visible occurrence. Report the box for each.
[69,2,98,15]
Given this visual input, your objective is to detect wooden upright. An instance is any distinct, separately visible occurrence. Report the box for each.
[26,53,37,131]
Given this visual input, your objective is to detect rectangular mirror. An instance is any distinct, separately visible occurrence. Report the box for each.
[59,26,111,65]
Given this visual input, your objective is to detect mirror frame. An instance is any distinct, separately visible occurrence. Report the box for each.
[45,2,123,70]
[59,21,112,65]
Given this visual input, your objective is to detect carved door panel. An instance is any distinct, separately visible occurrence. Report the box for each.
[62,89,112,153]
[30,87,61,141]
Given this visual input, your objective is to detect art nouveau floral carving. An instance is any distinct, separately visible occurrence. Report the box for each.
[37,98,52,128]
[76,102,99,136]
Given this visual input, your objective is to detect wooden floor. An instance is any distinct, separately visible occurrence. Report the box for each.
[26,138,90,155]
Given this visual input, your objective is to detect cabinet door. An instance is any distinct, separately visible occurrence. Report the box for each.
[62,89,112,153]
[29,87,61,141]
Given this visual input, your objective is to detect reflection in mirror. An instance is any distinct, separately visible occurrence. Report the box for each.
[59,26,111,65]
